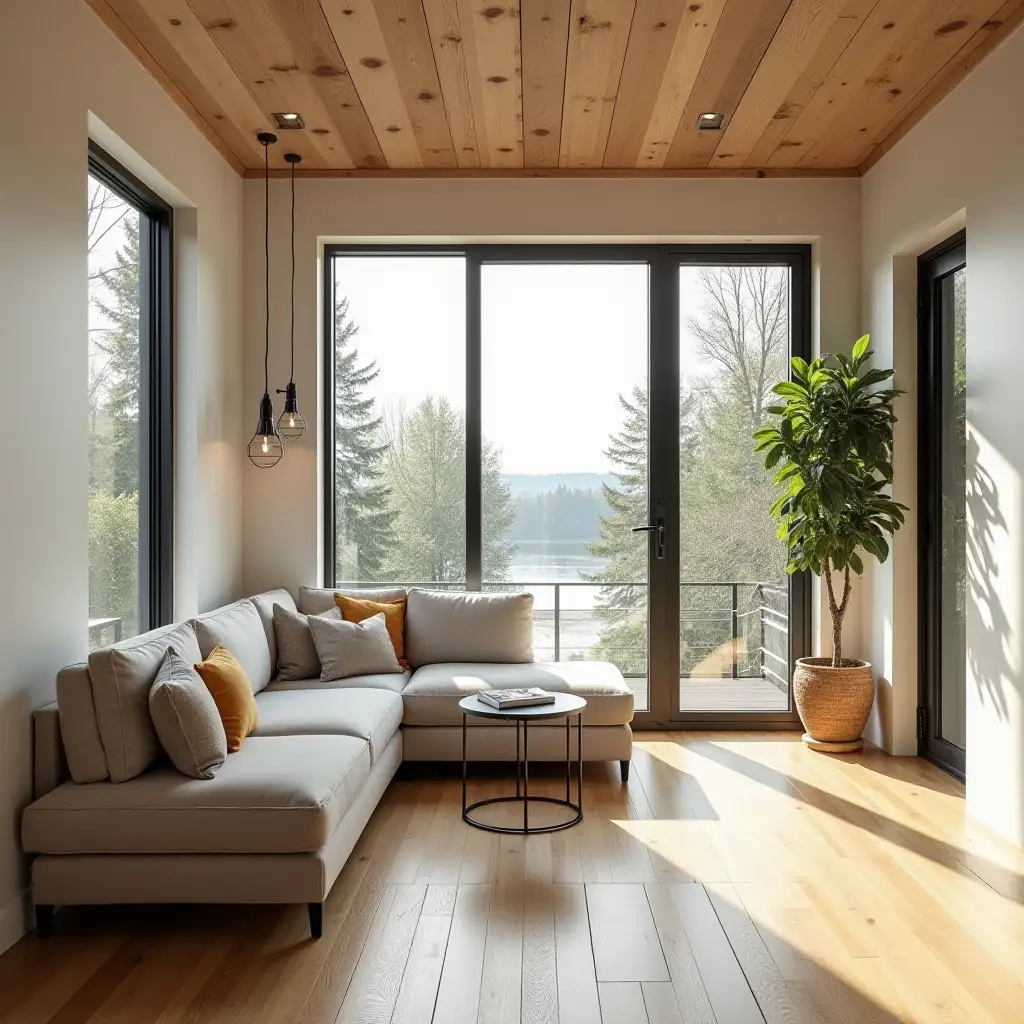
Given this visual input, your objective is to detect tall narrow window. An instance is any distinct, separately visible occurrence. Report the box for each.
[919,232,967,777]
[87,144,172,649]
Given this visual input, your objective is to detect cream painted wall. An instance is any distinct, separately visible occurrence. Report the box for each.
[862,25,1024,841]
[0,2,243,952]
[240,175,863,661]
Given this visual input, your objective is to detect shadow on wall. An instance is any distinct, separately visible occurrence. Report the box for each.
[966,433,1012,722]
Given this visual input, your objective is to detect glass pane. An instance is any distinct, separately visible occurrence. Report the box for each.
[331,256,466,587]
[678,266,791,712]
[940,267,967,748]
[481,264,650,711]
[88,176,142,650]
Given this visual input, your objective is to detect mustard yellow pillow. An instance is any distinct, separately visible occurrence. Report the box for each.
[194,646,258,752]
[334,594,407,663]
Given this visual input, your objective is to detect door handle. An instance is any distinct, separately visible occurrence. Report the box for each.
[632,508,666,560]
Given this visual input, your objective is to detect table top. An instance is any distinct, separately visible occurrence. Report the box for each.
[459,693,587,720]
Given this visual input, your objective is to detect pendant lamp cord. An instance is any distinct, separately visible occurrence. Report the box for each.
[290,156,296,384]
[264,137,270,396]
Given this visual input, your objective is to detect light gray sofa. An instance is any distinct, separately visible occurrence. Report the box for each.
[22,585,633,938]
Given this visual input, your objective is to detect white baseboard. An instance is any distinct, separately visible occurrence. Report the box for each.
[0,888,31,955]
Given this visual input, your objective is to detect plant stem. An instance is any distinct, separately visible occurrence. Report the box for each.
[824,559,853,668]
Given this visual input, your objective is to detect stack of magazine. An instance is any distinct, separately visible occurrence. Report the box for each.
[478,687,556,709]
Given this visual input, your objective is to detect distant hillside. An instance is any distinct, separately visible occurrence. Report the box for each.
[501,473,616,497]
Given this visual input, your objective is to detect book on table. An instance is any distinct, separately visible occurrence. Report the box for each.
[478,687,556,709]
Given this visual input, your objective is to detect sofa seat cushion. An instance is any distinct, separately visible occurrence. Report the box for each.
[21,735,369,856]
[402,662,634,727]
[254,689,403,762]
[265,670,411,695]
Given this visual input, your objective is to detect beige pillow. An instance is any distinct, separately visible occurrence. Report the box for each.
[405,589,534,667]
[273,603,341,681]
[309,612,402,681]
[149,647,227,779]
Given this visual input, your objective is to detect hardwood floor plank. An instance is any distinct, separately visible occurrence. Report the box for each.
[668,883,764,1022]
[478,836,525,1023]
[336,883,426,1023]
[553,884,601,1024]
[642,981,686,1024]
[522,836,558,1024]
[391,907,453,1024]
[432,883,492,1022]
[599,981,650,1023]
[587,882,669,982]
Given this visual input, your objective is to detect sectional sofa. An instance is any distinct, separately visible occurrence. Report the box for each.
[22,586,634,938]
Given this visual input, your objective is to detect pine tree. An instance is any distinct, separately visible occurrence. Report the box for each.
[333,298,395,580]
[383,396,516,583]
[91,213,142,497]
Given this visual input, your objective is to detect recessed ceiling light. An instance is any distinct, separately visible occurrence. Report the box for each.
[697,112,725,130]
[272,112,305,129]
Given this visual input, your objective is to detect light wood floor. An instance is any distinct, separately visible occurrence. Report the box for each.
[4,733,1024,1023]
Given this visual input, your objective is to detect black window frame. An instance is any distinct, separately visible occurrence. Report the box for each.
[88,141,174,633]
[918,229,967,779]
[323,243,811,729]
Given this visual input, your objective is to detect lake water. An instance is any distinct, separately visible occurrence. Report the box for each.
[505,539,612,613]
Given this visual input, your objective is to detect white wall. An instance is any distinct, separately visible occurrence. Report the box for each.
[0,2,244,952]
[862,25,1024,842]
[240,175,863,653]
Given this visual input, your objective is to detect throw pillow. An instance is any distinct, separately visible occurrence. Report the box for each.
[334,593,408,662]
[193,646,259,752]
[149,647,227,779]
[273,603,341,681]
[309,612,402,681]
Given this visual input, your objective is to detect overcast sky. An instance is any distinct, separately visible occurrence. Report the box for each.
[333,258,747,476]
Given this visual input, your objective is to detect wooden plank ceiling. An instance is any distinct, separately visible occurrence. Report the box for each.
[90,0,1024,175]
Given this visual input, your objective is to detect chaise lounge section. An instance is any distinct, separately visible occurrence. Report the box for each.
[22,585,633,937]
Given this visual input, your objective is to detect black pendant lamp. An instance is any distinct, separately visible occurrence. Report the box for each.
[248,131,284,468]
[277,152,306,441]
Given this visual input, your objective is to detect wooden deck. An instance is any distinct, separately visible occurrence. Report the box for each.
[4,735,1019,1024]
[629,676,789,714]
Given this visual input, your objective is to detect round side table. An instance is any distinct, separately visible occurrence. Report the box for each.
[459,693,587,835]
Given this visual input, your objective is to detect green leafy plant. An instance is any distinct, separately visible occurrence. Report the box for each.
[753,335,907,667]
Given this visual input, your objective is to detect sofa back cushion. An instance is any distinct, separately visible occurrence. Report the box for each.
[405,590,534,668]
[249,588,296,671]
[191,599,272,694]
[55,663,109,783]
[88,620,203,782]
[298,585,407,616]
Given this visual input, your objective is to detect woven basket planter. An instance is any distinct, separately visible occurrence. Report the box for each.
[793,657,874,752]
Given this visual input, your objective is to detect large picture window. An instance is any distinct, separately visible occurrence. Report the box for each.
[324,246,810,727]
[87,143,172,649]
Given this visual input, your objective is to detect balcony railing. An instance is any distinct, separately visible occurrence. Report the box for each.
[339,579,789,690]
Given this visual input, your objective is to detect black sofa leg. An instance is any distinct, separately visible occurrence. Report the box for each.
[308,902,323,939]
[620,759,630,783]
[35,904,54,939]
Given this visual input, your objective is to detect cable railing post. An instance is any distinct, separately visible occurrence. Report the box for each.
[554,583,561,662]
[758,584,766,679]
[731,582,739,679]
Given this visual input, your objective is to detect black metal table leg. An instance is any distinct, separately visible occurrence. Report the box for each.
[462,712,467,816]
[565,714,571,804]
[523,720,529,832]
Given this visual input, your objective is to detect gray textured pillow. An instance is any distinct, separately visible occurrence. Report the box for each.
[309,612,402,681]
[273,603,341,681]
[148,647,227,779]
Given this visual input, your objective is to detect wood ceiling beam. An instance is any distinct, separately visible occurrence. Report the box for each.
[242,165,860,178]
[521,0,572,168]
[560,0,637,168]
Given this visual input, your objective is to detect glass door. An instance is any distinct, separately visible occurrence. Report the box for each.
[640,251,810,725]
[919,232,967,777]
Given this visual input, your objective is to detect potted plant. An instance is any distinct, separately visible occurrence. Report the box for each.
[753,335,906,751]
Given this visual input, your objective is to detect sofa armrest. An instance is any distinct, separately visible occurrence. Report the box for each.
[34,703,69,799]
